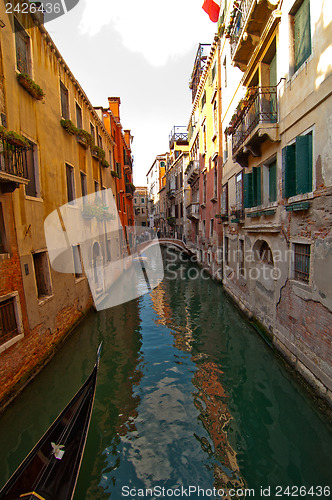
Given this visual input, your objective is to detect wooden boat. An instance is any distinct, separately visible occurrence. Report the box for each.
[0,344,102,500]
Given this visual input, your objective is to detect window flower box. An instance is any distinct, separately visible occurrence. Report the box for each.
[16,73,44,100]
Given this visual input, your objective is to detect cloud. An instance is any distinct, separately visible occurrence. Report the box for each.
[78,0,216,66]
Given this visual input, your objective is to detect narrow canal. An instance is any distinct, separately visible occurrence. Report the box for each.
[0,249,331,499]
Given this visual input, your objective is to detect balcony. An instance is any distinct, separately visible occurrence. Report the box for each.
[0,139,30,191]
[228,0,280,70]
[167,189,176,199]
[169,126,188,150]
[185,160,200,185]
[125,183,135,199]
[189,44,211,102]
[186,203,200,221]
[227,86,278,167]
[124,157,132,174]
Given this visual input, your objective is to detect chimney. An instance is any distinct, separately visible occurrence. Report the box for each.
[124,129,133,148]
[108,97,121,119]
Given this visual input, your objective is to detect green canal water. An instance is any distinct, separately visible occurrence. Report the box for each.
[0,250,331,499]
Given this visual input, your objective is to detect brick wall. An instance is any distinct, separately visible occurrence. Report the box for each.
[277,280,332,372]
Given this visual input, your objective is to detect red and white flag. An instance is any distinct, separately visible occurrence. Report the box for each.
[202,0,221,23]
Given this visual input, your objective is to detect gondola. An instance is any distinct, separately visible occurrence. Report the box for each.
[0,344,102,500]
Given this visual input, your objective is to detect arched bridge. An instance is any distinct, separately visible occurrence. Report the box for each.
[135,238,193,256]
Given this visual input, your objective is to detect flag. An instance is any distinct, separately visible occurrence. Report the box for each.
[202,0,221,23]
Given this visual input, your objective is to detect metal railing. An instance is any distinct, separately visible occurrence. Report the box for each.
[0,140,30,179]
[231,86,277,153]
[229,0,253,59]
[169,126,188,149]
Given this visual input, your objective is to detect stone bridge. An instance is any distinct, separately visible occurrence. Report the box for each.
[135,238,193,256]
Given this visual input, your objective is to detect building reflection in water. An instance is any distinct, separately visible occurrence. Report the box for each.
[150,271,246,496]
[78,298,144,499]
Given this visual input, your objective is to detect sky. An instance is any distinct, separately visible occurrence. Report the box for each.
[46,0,217,186]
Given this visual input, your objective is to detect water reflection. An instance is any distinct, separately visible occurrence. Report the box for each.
[150,257,246,496]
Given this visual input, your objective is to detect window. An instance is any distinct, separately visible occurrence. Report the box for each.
[97,134,102,149]
[0,297,19,346]
[60,82,69,120]
[201,90,206,110]
[203,173,207,205]
[262,159,277,204]
[213,100,218,138]
[15,20,31,75]
[33,251,52,299]
[244,167,261,208]
[223,133,229,163]
[203,124,207,152]
[66,164,75,203]
[76,103,82,129]
[213,164,218,199]
[282,131,312,198]
[293,243,310,283]
[235,172,243,210]
[210,218,214,237]
[202,219,206,237]
[25,141,38,198]
[80,172,87,199]
[116,162,122,179]
[90,123,95,143]
[109,149,113,170]
[134,198,137,204]
[72,245,83,279]
[212,62,216,82]
[94,180,99,198]
[293,0,311,73]
[0,204,8,254]
[221,184,228,215]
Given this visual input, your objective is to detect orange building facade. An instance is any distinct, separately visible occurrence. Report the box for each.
[100,98,135,234]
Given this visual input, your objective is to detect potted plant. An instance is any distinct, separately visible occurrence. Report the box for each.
[76,129,94,148]
[17,73,45,100]
[111,170,119,178]
[91,145,105,160]
[5,130,29,148]
[60,119,77,135]
[101,159,110,168]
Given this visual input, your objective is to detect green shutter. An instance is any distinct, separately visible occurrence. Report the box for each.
[269,161,277,202]
[296,133,312,194]
[294,0,311,72]
[253,167,261,206]
[243,173,253,208]
[282,145,296,198]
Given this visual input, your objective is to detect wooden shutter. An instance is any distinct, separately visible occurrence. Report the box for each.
[282,145,296,198]
[243,173,253,208]
[269,161,277,202]
[296,133,312,194]
[253,167,261,206]
[294,0,311,72]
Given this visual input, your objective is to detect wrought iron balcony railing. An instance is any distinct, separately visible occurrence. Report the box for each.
[169,126,188,149]
[0,139,30,184]
[229,86,278,154]
[228,0,279,68]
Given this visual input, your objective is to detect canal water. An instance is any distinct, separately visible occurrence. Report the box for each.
[0,249,331,499]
